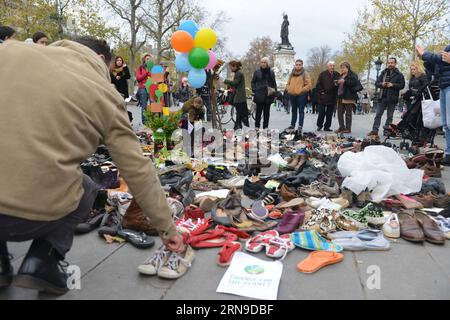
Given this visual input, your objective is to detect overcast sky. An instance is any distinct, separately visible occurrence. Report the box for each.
[202,0,369,59]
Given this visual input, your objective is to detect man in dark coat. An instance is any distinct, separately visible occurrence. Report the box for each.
[251,57,277,129]
[315,61,340,131]
[368,57,405,136]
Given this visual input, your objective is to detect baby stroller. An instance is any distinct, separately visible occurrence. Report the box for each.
[383,86,437,153]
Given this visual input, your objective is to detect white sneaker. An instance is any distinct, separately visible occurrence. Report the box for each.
[382,213,400,239]
[157,245,195,279]
[137,246,171,276]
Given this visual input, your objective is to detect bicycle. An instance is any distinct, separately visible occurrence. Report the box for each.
[217,90,256,127]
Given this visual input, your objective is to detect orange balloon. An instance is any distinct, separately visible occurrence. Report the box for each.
[171,30,194,53]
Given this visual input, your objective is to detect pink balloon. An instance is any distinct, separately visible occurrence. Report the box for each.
[206,50,217,70]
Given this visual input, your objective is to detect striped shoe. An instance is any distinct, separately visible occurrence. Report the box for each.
[291,230,343,253]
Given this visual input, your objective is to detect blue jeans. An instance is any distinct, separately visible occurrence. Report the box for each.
[137,88,149,124]
[440,86,450,155]
[290,94,308,128]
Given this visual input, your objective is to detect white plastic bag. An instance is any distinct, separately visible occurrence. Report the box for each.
[338,146,423,202]
[422,87,442,129]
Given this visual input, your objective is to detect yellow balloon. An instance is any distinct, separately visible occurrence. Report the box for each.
[194,28,217,50]
[158,83,168,93]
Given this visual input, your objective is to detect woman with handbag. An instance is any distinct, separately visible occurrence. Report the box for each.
[251,57,277,130]
[404,63,428,109]
[224,60,249,130]
[285,59,312,132]
[336,62,361,134]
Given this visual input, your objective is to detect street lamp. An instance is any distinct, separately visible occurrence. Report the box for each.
[374,57,383,112]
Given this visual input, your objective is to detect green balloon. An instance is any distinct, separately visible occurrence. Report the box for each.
[155,90,164,98]
[188,47,210,69]
[146,60,154,71]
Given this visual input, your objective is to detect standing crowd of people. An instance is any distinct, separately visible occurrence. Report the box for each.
[0,23,450,296]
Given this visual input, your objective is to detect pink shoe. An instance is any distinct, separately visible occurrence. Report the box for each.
[265,234,295,260]
[245,230,279,253]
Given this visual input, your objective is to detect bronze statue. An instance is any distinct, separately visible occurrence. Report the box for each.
[280,14,292,48]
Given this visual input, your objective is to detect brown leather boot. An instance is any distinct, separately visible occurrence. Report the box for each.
[122,199,158,235]
[280,184,298,202]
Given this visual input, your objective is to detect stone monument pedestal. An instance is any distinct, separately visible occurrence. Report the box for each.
[273,47,296,91]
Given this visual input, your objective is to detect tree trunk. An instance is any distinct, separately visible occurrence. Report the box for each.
[129,0,137,95]
[411,35,417,61]
[156,0,164,64]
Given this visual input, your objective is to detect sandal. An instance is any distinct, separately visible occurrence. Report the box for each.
[117,229,155,249]
[217,242,241,267]
[297,251,344,274]
[245,230,279,253]
[265,234,295,260]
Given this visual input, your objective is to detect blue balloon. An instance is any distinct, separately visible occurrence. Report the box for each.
[188,68,207,88]
[151,65,164,74]
[175,54,192,72]
[179,20,199,38]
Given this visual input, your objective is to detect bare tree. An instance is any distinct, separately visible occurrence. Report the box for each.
[140,0,201,63]
[382,0,449,59]
[103,0,148,89]
[241,36,276,87]
[306,45,333,85]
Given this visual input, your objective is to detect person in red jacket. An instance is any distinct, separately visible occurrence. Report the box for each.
[136,53,152,125]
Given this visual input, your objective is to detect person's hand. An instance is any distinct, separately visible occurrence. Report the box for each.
[441,51,450,64]
[416,45,425,58]
[162,233,186,253]
[386,82,393,88]
[337,79,345,85]
[116,76,121,80]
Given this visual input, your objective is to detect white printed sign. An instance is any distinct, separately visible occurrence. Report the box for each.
[216,252,283,300]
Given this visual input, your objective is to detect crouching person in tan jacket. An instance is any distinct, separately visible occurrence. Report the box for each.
[0,37,184,295]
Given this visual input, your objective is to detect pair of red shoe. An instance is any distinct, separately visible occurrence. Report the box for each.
[182,224,250,267]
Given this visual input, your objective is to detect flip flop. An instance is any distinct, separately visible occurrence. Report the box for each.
[297,251,344,274]
[217,242,242,267]
[292,230,343,252]
[117,229,155,249]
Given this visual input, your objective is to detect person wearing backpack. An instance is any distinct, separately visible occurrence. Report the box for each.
[285,59,312,133]
[336,62,362,134]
